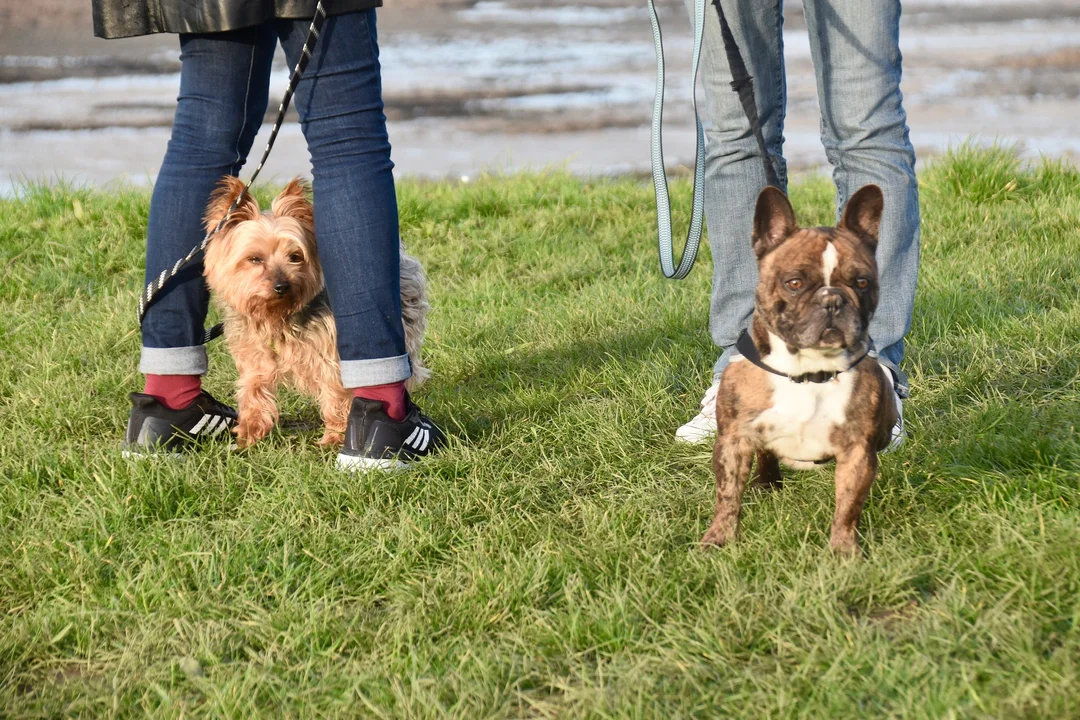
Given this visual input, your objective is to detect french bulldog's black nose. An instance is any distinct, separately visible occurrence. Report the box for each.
[819,287,843,310]
[273,280,291,296]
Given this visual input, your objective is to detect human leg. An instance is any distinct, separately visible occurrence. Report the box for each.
[677,0,788,442]
[276,11,445,466]
[140,26,276,377]
[802,0,919,396]
[126,26,275,452]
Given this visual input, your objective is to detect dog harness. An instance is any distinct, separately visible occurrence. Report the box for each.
[735,329,872,384]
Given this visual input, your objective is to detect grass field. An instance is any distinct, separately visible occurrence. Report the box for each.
[1,146,1079,717]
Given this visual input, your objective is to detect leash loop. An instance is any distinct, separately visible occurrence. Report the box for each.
[647,0,707,280]
[137,1,329,344]
[647,0,781,280]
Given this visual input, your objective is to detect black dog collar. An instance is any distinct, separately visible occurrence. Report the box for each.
[735,329,871,384]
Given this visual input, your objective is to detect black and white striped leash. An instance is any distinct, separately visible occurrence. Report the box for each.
[137,1,328,344]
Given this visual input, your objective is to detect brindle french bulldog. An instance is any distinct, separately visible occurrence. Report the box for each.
[702,184,898,555]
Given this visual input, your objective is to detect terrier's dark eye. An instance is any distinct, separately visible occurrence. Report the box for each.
[288,252,304,264]
[785,278,804,291]
[248,256,263,265]
[855,277,870,290]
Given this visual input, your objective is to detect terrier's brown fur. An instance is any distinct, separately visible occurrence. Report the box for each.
[202,177,430,448]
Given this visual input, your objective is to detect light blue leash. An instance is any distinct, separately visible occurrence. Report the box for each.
[647,0,781,279]
[647,0,707,280]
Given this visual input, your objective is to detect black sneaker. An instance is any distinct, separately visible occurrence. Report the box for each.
[122,390,238,457]
[336,393,446,471]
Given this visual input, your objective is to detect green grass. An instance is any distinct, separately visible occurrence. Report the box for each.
[1,145,1079,717]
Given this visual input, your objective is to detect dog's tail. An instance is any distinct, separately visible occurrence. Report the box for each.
[400,246,431,390]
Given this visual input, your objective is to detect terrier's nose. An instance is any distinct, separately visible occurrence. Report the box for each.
[273,280,291,296]
[819,287,843,310]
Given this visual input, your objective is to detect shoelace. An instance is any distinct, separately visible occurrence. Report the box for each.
[699,382,720,418]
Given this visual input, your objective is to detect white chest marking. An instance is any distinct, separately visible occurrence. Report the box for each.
[762,330,852,376]
[822,241,838,286]
[753,371,854,466]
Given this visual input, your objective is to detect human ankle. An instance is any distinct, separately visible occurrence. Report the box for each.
[352,382,406,421]
[144,374,201,410]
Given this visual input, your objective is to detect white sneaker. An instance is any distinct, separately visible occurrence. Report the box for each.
[879,363,905,453]
[675,380,720,444]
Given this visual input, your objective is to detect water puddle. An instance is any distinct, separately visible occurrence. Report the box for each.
[1,0,1077,194]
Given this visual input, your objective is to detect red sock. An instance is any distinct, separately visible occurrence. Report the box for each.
[144,374,202,411]
[353,382,407,422]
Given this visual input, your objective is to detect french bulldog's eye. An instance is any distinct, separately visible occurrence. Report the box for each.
[248,256,263,265]
[785,278,804,291]
[288,253,303,264]
[855,277,869,289]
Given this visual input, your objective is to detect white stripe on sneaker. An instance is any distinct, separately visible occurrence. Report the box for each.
[402,426,430,453]
[189,414,211,434]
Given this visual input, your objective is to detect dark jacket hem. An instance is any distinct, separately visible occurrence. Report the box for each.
[93,0,383,40]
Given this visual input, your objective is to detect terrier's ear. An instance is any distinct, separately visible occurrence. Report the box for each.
[204,176,260,233]
[270,178,314,228]
[839,184,884,252]
[751,186,798,259]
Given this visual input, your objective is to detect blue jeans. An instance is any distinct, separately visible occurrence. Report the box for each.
[139,9,411,387]
[688,0,919,395]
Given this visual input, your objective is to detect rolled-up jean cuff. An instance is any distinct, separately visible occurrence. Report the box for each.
[340,353,412,388]
[139,345,208,376]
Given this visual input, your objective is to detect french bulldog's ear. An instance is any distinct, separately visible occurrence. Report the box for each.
[270,177,314,228]
[204,176,260,233]
[752,186,798,259]
[839,184,884,250]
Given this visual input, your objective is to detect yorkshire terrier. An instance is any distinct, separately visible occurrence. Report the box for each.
[202,177,430,448]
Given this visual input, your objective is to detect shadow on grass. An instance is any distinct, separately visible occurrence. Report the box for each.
[438,310,709,443]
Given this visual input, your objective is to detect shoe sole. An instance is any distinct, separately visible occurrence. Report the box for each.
[121,448,182,460]
[675,412,717,445]
[336,454,408,472]
[675,431,715,445]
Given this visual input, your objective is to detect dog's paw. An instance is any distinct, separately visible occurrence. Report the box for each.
[317,431,343,447]
[751,475,783,492]
[752,453,783,491]
[233,422,270,448]
[829,532,861,557]
[700,526,735,548]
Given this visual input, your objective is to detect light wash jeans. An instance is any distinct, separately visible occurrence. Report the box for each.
[686,0,919,396]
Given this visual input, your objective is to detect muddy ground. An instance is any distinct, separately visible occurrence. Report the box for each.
[1,0,1078,191]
